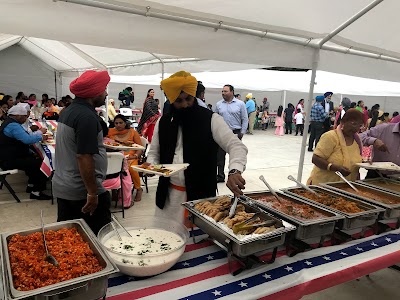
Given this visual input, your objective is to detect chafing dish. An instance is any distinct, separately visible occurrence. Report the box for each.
[282,186,384,230]
[358,178,400,195]
[0,240,5,300]
[0,219,119,300]
[242,191,343,240]
[322,181,400,219]
[182,196,296,258]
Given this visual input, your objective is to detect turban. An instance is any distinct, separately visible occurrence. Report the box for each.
[246,93,253,99]
[70,70,110,98]
[341,97,351,108]
[315,95,324,102]
[324,91,333,98]
[8,104,29,116]
[160,71,197,103]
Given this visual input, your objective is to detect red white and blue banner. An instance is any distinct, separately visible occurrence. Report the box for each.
[31,143,55,177]
[105,228,400,300]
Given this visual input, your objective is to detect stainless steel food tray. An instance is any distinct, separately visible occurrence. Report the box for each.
[322,181,400,219]
[0,240,5,300]
[1,219,119,300]
[242,191,343,240]
[357,178,400,196]
[183,196,296,257]
[282,186,384,230]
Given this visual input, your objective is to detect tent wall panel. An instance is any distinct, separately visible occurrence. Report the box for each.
[0,45,55,97]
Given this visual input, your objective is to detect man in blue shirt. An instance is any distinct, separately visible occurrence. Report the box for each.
[215,85,248,182]
[245,94,256,135]
[0,105,51,200]
[308,95,327,152]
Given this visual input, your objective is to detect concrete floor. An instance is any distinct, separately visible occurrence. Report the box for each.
[0,128,399,299]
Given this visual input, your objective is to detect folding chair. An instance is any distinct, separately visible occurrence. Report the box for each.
[104,153,126,218]
[139,136,150,193]
[0,168,21,203]
[120,107,133,120]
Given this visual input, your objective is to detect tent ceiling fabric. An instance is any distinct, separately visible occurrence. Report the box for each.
[0,0,400,81]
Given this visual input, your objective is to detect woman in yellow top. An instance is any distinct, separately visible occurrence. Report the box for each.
[307,109,364,185]
[108,114,143,202]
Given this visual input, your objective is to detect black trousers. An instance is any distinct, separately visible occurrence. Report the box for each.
[308,121,324,150]
[285,121,293,134]
[57,191,111,235]
[0,156,47,191]
[365,170,388,179]
[217,129,242,180]
[295,124,304,135]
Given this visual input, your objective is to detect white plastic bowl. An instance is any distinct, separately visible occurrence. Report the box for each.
[97,216,189,277]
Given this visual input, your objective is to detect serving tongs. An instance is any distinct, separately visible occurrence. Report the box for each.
[287,175,320,197]
[335,171,359,193]
[232,213,277,234]
[111,215,133,241]
[228,196,239,218]
[40,210,59,267]
[259,175,283,203]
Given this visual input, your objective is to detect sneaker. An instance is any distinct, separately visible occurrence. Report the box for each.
[30,192,52,200]
[307,149,313,152]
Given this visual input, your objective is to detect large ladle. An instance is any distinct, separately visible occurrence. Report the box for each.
[287,175,320,197]
[335,171,359,193]
[259,175,283,203]
[40,210,59,267]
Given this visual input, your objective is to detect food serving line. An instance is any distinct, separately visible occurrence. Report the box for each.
[1,159,400,298]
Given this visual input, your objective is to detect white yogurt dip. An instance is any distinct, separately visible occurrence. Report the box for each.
[103,228,185,276]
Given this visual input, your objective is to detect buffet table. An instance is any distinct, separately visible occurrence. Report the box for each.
[105,227,400,300]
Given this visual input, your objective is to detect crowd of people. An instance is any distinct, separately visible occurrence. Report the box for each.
[0,79,399,235]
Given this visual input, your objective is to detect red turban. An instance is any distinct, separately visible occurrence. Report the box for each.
[70,70,110,98]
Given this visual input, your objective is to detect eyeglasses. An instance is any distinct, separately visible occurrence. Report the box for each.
[174,96,193,103]
[347,121,364,128]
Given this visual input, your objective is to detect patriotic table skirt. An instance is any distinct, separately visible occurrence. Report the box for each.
[105,228,400,300]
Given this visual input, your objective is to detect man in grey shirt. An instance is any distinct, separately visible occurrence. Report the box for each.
[215,84,248,182]
[53,70,111,234]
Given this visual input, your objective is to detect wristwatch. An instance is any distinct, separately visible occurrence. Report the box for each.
[228,169,241,176]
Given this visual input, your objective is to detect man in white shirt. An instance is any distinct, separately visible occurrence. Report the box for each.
[147,71,248,223]
[196,81,208,109]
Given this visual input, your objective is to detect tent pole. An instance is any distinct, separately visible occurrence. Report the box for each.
[282,90,287,109]
[297,49,320,182]
[150,53,165,112]
[105,68,110,124]
[319,0,384,46]
[54,71,58,100]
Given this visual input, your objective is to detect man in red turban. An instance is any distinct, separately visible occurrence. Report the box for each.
[53,70,111,234]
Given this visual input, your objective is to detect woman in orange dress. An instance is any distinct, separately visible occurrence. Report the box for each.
[107,114,143,202]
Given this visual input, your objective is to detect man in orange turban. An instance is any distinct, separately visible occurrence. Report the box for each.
[53,70,111,235]
[147,71,248,224]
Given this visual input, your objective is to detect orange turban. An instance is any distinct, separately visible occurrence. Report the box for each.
[160,71,197,103]
[70,70,110,98]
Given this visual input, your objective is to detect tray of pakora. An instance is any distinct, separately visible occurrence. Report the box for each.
[104,139,145,150]
[182,195,296,257]
[322,181,400,219]
[282,186,384,230]
[132,163,189,177]
[242,191,343,240]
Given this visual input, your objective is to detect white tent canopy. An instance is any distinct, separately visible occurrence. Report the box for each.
[2,0,400,181]
[111,69,400,97]
[1,0,400,81]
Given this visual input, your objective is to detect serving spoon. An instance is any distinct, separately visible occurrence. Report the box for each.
[40,210,59,267]
[287,175,320,197]
[335,171,359,193]
[259,175,283,203]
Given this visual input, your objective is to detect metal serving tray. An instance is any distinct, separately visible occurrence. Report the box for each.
[242,191,343,240]
[357,178,400,196]
[1,219,119,300]
[183,196,296,257]
[282,186,384,230]
[0,240,5,300]
[322,181,400,219]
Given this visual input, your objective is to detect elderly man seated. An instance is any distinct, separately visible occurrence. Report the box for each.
[0,105,51,200]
